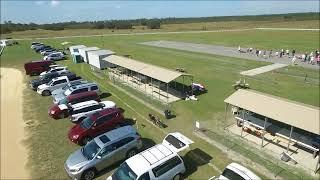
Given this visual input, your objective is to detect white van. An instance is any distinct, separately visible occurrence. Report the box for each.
[108,132,193,180]
[217,162,261,180]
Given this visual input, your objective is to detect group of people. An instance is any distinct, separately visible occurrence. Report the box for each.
[238,46,320,66]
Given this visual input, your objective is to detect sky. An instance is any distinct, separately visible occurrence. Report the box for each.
[1,1,319,24]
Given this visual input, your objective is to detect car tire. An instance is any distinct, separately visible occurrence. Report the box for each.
[42,90,51,96]
[82,169,96,180]
[126,149,137,159]
[173,173,182,180]
[82,137,92,145]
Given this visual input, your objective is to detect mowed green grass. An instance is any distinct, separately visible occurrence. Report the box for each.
[1,29,319,179]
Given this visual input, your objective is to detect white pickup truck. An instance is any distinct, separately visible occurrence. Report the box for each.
[37,75,82,96]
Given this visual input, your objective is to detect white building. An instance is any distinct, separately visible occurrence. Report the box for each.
[69,45,86,55]
[78,47,100,64]
[87,49,115,69]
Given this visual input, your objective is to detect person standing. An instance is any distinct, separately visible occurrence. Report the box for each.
[269,50,273,58]
[256,49,259,57]
[286,49,290,56]
[263,50,267,58]
[292,49,296,57]
[291,56,297,65]
[259,50,262,57]
[280,49,283,58]
[238,46,241,52]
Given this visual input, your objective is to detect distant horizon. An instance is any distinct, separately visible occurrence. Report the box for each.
[1,1,319,24]
[1,11,319,25]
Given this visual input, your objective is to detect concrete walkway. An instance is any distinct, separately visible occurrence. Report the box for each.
[140,41,319,70]
[240,63,288,76]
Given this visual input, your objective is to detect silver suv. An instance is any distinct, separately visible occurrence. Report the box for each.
[64,126,142,180]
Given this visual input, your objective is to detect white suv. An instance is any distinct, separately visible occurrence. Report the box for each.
[217,163,261,180]
[67,100,116,122]
[40,66,69,76]
[108,132,193,180]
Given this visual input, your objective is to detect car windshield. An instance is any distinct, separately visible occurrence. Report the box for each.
[47,80,54,86]
[112,162,137,180]
[82,141,101,160]
[221,168,245,180]
[64,89,72,96]
[62,84,70,90]
[58,97,68,105]
[80,117,94,129]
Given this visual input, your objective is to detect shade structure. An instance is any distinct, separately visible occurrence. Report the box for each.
[224,89,320,135]
[103,55,188,83]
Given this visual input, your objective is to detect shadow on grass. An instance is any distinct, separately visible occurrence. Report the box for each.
[182,148,213,178]
[100,92,112,99]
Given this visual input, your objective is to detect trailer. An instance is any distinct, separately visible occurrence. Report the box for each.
[87,49,115,69]
[78,47,100,64]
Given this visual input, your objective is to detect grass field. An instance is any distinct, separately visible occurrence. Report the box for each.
[1,27,319,179]
[1,20,319,39]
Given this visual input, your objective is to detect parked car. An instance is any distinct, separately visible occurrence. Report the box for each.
[29,71,74,90]
[65,125,142,180]
[70,100,116,122]
[40,48,56,55]
[31,42,43,49]
[48,100,115,120]
[39,47,55,54]
[108,132,193,180]
[35,45,51,52]
[0,39,13,46]
[53,90,100,106]
[51,80,89,97]
[37,75,82,96]
[217,163,261,180]
[44,52,66,61]
[39,66,69,76]
[68,107,124,145]
[41,50,59,56]
[52,83,100,104]
[24,60,55,76]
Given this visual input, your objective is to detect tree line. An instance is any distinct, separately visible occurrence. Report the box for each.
[1,12,318,34]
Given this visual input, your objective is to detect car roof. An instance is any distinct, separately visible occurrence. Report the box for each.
[71,100,99,109]
[69,83,97,90]
[225,163,261,180]
[67,90,97,100]
[126,144,176,176]
[94,126,137,148]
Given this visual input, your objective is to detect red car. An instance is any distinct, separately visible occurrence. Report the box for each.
[49,91,101,119]
[68,108,124,145]
[24,60,54,75]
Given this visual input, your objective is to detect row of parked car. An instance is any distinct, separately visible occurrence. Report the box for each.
[31,42,66,61]
[23,54,195,180]
[24,43,261,180]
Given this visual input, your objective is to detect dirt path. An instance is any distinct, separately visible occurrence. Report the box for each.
[1,68,30,179]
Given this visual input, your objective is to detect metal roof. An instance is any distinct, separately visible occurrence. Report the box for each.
[103,55,188,83]
[78,47,100,52]
[224,89,320,135]
[88,49,115,56]
[69,45,86,50]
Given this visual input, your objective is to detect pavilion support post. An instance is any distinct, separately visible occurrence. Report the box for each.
[151,78,153,97]
[261,117,268,147]
[240,109,245,138]
[315,155,320,173]
[167,83,169,103]
[159,81,161,100]
[287,126,294,152]
[224,104,228,122]
[182,76,185,96]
